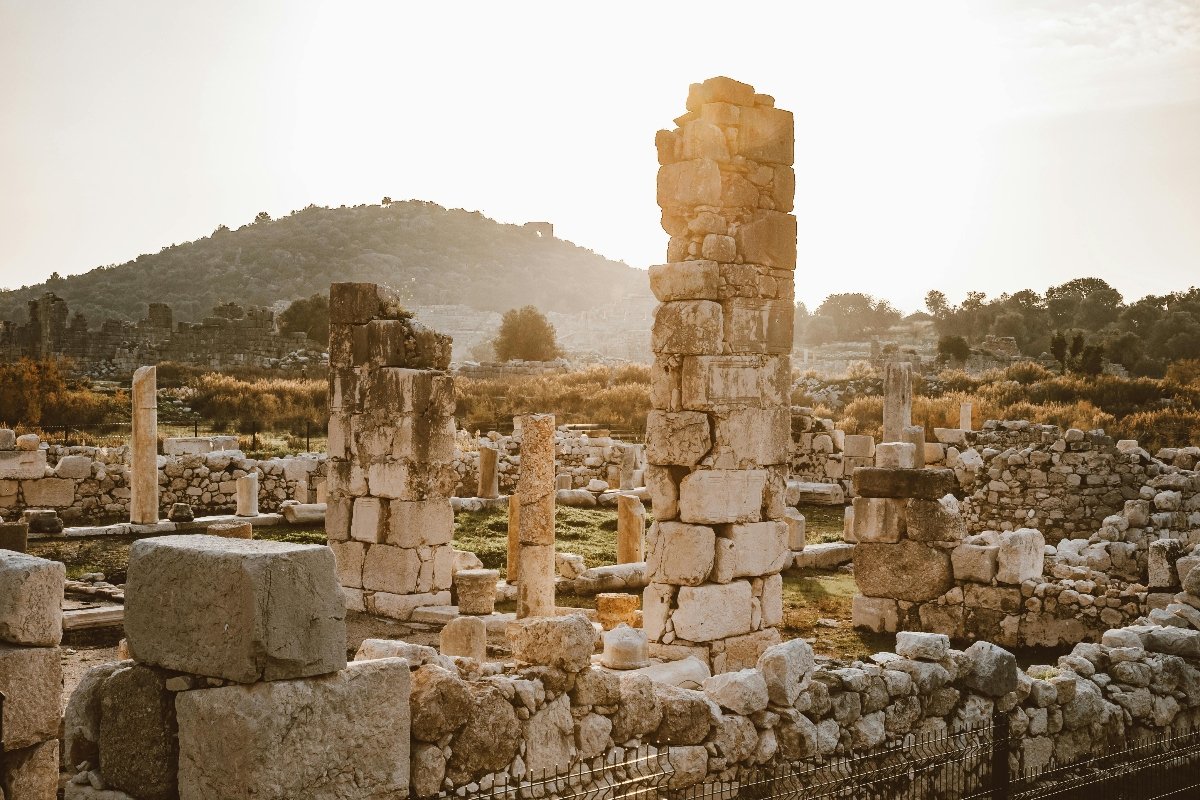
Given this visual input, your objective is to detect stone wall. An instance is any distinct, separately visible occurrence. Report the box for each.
[0,432,324,524]
[789,408,873,498]
[453,428,633,497]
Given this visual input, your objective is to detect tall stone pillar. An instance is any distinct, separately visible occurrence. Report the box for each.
[324,283,457,620]
[959,402,973,432]
[882,362,913,443]
[645,77,794,673]
[616,494,646,563]
[506,493,520,584]
[477,446,499,499]
[902,425,926,469]
[130,365,159,524]
[515,413,555,619]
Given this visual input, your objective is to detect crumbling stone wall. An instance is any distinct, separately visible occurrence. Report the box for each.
[454,428,631,496]
[789,408,873,497]
[324,282,459,620]
[644,76,796,672]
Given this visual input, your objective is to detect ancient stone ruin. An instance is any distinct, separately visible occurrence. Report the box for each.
[644,76,796,672]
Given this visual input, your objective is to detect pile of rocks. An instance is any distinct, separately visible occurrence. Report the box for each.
[0,549,64,798]
[62,534,411,799]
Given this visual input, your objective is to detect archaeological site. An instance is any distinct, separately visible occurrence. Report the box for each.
[4,69,1200,800]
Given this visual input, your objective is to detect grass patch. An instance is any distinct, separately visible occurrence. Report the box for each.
[453,506,621,578]
[256,526,327,545]
[780,570,889,661]
[795,503,846,545]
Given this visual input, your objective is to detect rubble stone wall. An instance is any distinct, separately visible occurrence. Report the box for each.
[454,429,632,497]
[789,408,871,498]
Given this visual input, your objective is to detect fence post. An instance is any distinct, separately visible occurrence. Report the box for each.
[306,421,311,453]
[194,417,199,437]
[991,712,1011,800]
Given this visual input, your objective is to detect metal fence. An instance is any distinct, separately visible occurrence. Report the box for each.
[23,420,327,453]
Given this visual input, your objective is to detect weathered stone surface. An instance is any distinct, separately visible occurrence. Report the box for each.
[649,260,721,301]
[757,638,814,706]
[63,661,128,770]
[852,468,960,500]
[99,664,178,800]
[410,743,446,799]
[652,300,723,355]
[125,535,346,683]
[645,521,715,586]
[508,614,596,672]
[723,521,789,577]
[852,595,899,633]
[678,469,765,524]
[906,496,966,543]
[176,658,411,800]
[874,442,916,470]
[410,664,472,742]
[0,643,60,751]
[3,739,59,800]
[672,581,753,642]
[652,684,713,745]
[0,551,63,646]
[21,477,74,508]
[960,641,1018,697]
[703,668,769,715]
[523,694,576,774]
[853,541,953,602]
[440,616,487,662]
[0,449,46,480]
[446,684,520,784]
[952,543,999,584]
[130,365,159,524]
[610,673,664,742]
[646,411,712,467]
[996,528,1045,584]
[895,632,951,662]
[851,497,907,543]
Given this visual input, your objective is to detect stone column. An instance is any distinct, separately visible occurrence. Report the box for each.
[616,494,645,563]
[902,425,926,469]
[506,493,520,584]
[882,362,912,443]
[477,446,499,499]
[235,473,259,516]
[324,283,457,620]
[515,414,555,619]
[619,445,644,490]
[455,568,499,615]
[645,77,794,673]
[130,365,159,524]
[959,402,973,432]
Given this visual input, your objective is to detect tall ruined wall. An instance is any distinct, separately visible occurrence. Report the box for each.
[644,76,796,671]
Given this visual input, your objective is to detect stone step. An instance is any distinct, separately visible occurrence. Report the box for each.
[790,542,854,570]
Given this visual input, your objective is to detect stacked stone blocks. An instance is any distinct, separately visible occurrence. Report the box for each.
[325,282,458,619]
[645,77,795,673]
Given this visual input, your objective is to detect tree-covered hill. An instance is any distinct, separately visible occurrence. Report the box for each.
[0,201,648,324]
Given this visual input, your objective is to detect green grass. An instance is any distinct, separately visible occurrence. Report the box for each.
[780,570,890,661]
[452,506,630,579]
[795,502,847,545]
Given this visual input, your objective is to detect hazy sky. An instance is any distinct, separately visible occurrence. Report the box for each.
[2,0,1198,313]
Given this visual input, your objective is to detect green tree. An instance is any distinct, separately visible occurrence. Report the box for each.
[280,293,330,345]
[937,335,971,364]
[253,211,272,224]
[925,290,949,319]
[1079,344,1105,376]
[494,306,562,362]
[1069,332,1086,369]
[1050,331,1068,373]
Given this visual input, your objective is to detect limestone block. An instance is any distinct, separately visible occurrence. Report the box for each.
[657,158,722,208]
[5,740,59,799]
[960,641,1018,697]
[649,260,721,302]
[902,426,926,468]
[843,435,875,458]
[703,669,769,715]
[734,209,796,270]
[62,661,127,770]
[0,428,12,449]
[523,694,576,775]
[19,477,74,508]
[645,464,681,520]
[757,638,814,706]
[895,632,951,662]
[851,497,907,544]
[0,643,61,751]
[842,505,856,543]
[784,507,806,550]
[851,595,898,633]
[723,521,789,577]
[455,568,499,615]
[371,590,450,620]
[788,480,844,506]
[1148,539,1184,589]
[852,468,959,501]
[853,541,953,602]
[1176,554,1200,587]
[0,551,64,646]
[906,495,966,543]
[207,521,252,539]
[681,355,789,411]
[616,494,646,563]
[762,572,784,628]
[54,454,92,479]
[99,665,178,800]
[361,543,421,594]
[722,297,793,354]
[124,535,346,683]
[678,469,765,524]
[951,543,999,584]
[366,460,459,502]
[176,658,411,800]
[721,628,782,672]
[645,410,712,467]
[646,521,715,586]
[440,616,487,662]
[0,449,47,481]
[651,300,724,355]
[711,406,790,467]
[793,542,855,570]
[329,540,365,589]
[508,614,596,672]
[672,581,753,642]
[874,442,916,469]
[363,368,455,417]
[996,528,1045,584]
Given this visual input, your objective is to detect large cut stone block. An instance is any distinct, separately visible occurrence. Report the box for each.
[99,664,178,800]
[646,522,715,586]
[652,301,723,355]
[124,535,346,683]
[0,643,61,751]
[852,468,960,500]
[2,738,58,800]
[851,497,906,544]
[951,543,999,583]
[649,260,721,302]
[361,543,421,594]
[679,470,765,524]
[330,282,389,324]
[657,159,722,208]
[996,528,1045,584]
[364,368,455,417]
[366,460,459,501]
[734,209,796,270]
[711,407,790,467]
[723,521,789,577]
[737,106,795,166]
[19,477,74,508]
[906,495,966,542]
[722,298,793,354]
[646,411,712,467]
[672,581,754,642]
[176,658,411,800]
[681,355,789,411]
[0,449,46,480]
[0,551,64,646]
[853,541,952,602]
[508,614,597,672]
[387,499,454,548]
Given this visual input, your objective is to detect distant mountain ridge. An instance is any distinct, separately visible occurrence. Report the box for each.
[0,201,648,325]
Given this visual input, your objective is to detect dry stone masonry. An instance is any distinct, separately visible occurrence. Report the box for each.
[645,76,795,672]
[325,282,458,620]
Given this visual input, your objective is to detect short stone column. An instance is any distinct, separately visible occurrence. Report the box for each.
[477,446,500,499]
[882,362,913,443]
[208,521,253,539]
[506,493,520,584]
[440,615,487,662]
[515,413,555,619]
[596,592,640,630]
[129,365,159,524]
[902,425,926,469]
[959,402,973,432]
[236,473,259,517]
[616,494,646,563]
[455,568,499,615]
[619,445,644,490]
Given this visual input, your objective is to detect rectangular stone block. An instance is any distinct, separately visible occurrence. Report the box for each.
[852,595,898,633]
[711,407,790,467]
[0,449,46,480]
[787,480,844,506]
[125,535,347,683]
[722,297,793,354]
[843,435,874,459]
[852,468,959,500]
[350,496,387,543]
[1,738,58,800]
[996,528,1045,584]
[0,644,61,751]
[364,368,455,417]
[99,664,179,800]
[176,658,411,800]
[723,521,789,577]
[366,460,459,501]
[784,508,806,550]
[329,282,386,324]
[0,551,64,646]
[657,158,722,208]
[652,300,724,355]
[736,106,795,165]
[646,522,715,586]
[951,543,999,583]
[649,260,721,302]
[646,410,712,467]
[874,442,916,469]
[734,209,796,270]
[324,495,352,542]
[391,414,457,463]
[853,541,953,602]
[851,497,907,544]
[19,477,74,508]
[681,355,789,410]
[361,543,421,594]
[673,581,753,642]
[370,590,450,620]
[386,499,454,548]
[679,470,765,524]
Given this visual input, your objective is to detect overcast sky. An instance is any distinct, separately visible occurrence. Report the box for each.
[2,0,1198,313]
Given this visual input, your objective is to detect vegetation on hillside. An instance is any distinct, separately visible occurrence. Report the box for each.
[0,201,645,325]
[0,359,126,427]
[493,305,562,362]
